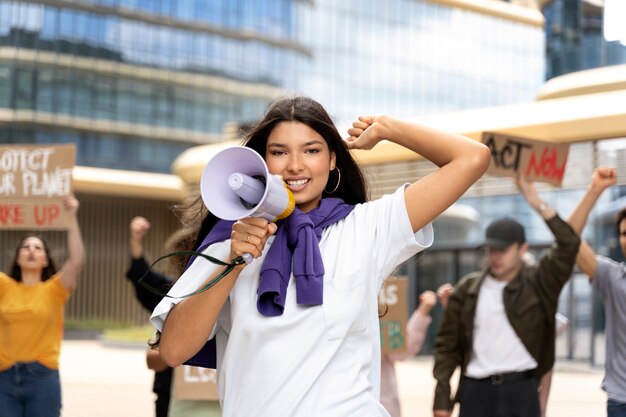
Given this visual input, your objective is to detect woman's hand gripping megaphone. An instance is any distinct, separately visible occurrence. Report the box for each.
[230,217,278,264]
[227,172,275,263]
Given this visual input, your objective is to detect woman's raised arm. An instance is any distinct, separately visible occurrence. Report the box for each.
[58,194,85,292]
[346,115,490,232]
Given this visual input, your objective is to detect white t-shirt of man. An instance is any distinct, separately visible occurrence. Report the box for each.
[465,275,538,378]
[151,186,433,417]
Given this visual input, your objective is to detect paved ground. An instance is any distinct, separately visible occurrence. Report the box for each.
[60,340,153,417]
[396,357,606,417]
[60,339,606,417]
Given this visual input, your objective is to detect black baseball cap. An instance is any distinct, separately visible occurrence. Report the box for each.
[483,218,526,249]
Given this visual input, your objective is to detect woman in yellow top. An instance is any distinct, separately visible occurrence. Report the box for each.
[0,194,84,417]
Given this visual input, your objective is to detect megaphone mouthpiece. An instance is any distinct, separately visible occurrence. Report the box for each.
[228,172,265,207]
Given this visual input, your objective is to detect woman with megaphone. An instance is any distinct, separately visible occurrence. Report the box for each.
[151,96,490,417]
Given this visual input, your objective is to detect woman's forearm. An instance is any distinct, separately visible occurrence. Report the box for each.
[159,265,243,367]
[67,215,85,267]
[60,213,85,291]
[375,116,488,168]
[373,116,490,232]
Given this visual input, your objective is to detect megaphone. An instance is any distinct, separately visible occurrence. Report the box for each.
[200,146,295,223]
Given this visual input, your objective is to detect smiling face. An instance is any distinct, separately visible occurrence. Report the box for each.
[16,236,49,273]
[265,121,336,213]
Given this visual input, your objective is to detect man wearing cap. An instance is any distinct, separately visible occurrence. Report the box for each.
[432,175,581,417]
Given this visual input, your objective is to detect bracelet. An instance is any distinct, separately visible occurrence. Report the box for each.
[538,202,549,213]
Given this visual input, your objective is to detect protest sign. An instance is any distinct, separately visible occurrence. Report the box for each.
[0,144,75,229]
[482,132,569,186]
[378,277,408,354]
[172,365,220,401]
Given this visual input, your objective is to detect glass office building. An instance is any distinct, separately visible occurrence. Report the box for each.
[0,0,302,172]
[0,1,554,330]
[0,0,544,174]
[298,0,544,124]
[544,0,626,79]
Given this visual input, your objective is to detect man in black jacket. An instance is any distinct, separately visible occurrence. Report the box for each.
[433,175,581,417]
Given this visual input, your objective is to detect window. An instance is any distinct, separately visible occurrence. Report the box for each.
[14,68,35,110]
[54,68,75,114]
[0,66,12,108]
[36,68,54,112]
[152,85,173,125]
[74,73,93,117]
[93,76,115,119]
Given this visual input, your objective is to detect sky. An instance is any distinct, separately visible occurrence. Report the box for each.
[604,0,626,44]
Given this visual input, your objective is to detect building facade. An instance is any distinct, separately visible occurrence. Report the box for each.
[544,0,626,79]
[0,0,547,329]
[0,0,545,172]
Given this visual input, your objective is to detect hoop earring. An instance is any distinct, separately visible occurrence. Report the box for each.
[325,167,341,194]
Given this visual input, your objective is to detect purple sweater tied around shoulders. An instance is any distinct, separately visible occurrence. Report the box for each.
[194,197,355,316]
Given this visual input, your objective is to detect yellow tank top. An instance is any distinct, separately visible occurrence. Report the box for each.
[0,272,70,371]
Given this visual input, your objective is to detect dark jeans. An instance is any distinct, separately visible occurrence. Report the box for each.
[608,399,626,417]
[459,375,540,417]
[0,362,62,417]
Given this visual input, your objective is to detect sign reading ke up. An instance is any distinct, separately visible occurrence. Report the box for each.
[482,132,570,186]
[0,144,75,229]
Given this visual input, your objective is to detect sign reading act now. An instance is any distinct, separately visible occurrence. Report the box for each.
[483,132,570,186]
[0,144,75,229]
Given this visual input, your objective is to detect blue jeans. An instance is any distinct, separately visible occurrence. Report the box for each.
[608,399,626,417]
[0,362,61,417]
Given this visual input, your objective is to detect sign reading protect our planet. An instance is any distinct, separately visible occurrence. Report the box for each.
[0,144,75,229]
[482,132,570,186]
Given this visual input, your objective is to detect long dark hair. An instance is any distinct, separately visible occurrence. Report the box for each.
[189,95,369,253]
[9,234,57,282]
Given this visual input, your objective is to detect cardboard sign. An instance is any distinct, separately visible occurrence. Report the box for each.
[172,365,220,401]
[482,132,570,186]
[378,277,408,354]
[0,144,75,229]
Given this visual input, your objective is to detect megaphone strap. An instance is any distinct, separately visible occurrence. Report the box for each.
[138,251,245,299]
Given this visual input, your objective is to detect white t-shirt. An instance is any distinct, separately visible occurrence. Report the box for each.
[151,186,433,417]
[465,275,538,378]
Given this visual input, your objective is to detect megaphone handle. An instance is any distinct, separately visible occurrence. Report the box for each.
[242,253,253,264]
